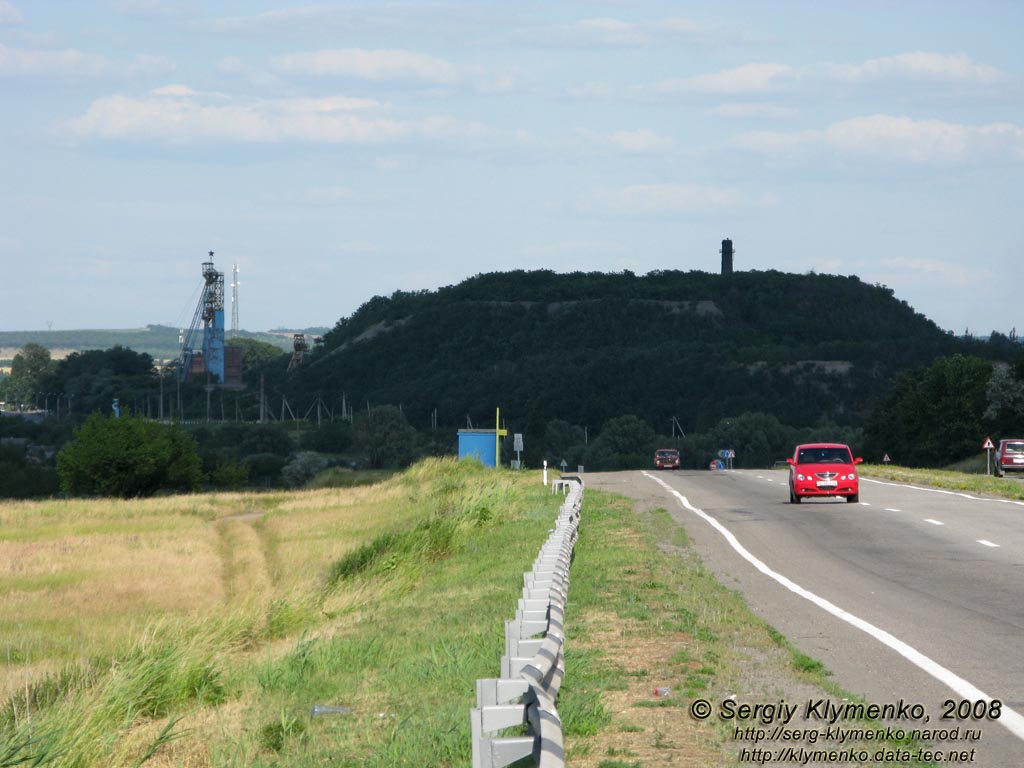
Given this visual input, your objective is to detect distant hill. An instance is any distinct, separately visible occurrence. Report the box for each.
[278,269,984,436]
[0,325,294,365]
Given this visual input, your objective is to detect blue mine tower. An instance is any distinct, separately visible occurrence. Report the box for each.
[178,253,226,383]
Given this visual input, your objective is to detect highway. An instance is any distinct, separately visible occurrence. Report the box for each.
[583,469,1024,767]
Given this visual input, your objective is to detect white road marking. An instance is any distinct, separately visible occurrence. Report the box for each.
[924,519,944,526]
[862,477,1024,507]
[642,471,1024,744]
[884,508,901,512]
[978,539,1000,548]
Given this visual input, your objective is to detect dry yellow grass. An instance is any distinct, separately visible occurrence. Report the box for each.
[0,482,408,701]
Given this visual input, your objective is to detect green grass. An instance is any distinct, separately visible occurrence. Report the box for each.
[1,459,560,766]
[2,461,952,767]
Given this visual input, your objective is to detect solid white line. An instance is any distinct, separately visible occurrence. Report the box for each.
[978,539,1000,548]
[924,519,944,526]
[642,471,1024,743]
[861,477,1024,507]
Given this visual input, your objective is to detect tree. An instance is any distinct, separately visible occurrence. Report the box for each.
[57,413,203,497]
[2,343,54,407]
[984,362,1024,435]
[864,355,993,466]
[42,346,155,417]
[585,414,655,470]
[354,405,417,468]
[226,337,287,370]
[281,451,329,487]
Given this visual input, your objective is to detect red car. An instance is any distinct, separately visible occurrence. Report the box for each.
[994,439,1024,477]
[654,448,681,469]
[787,443,862,504]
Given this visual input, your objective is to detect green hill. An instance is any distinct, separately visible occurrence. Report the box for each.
[279,269,979,436]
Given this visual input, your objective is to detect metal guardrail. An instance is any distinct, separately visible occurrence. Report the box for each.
[470,478,584,768]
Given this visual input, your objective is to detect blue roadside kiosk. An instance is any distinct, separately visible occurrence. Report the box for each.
[457,409,508,467]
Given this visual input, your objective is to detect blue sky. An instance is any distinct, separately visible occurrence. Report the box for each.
[1,1,1021,336]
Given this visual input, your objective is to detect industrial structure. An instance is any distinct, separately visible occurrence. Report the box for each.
[178,253,242,387]
[720,238,734,275]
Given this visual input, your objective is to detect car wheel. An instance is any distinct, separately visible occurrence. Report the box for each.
[789,486,801,504]
[846,493,859,503]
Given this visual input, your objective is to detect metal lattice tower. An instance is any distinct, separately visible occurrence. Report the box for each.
[231,263,240,339]
[178,252,226,383]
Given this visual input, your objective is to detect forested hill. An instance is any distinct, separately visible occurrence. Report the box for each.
[283,269,975,435]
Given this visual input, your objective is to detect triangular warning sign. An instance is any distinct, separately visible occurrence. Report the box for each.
[882,453,891,463]
[983,437,995,450]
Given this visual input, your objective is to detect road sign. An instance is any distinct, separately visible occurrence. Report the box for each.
[882,453,891,464]
[560,459,568,471]
[514,433,524,451]
[983,437,995,450]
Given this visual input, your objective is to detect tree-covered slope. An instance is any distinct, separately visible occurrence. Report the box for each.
[280,269,972,434]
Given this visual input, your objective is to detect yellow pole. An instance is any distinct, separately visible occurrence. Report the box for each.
[495,407,500,468]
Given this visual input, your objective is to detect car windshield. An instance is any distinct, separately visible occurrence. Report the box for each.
[1005,442,1024,454]
[798,447,852,465]
[656,450,678,457]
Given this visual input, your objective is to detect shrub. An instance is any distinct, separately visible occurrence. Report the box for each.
[56,413,202,498]
[281,451,329,487]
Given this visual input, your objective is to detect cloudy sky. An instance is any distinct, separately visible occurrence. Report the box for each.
[1,1,1021,336]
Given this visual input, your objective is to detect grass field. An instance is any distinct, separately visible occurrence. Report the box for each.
[2,459,964,767]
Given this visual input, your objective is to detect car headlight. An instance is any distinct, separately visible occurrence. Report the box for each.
[797,473,807,481]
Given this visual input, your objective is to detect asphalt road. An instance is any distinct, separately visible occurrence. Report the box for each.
[583,469,1024,767]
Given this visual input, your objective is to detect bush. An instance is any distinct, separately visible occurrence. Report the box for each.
[300,420,352,453]
[209,459,250,490]
[57,413,203,498]
[281,451,329,487]
[244,453,287,487]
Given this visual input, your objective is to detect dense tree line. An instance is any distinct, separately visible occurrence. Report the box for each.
[863,354,1024,466]
[2,270,1022,498]
[271,269,1008,459]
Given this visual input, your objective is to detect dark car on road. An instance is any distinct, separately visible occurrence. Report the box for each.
[787,443,862,503]
[994,439,1024,477]
[654,448,681,469]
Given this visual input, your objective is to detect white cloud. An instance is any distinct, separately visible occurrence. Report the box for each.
[272,48,462,85]
[827,52,1004,84]
[709,102,796,119]
[552,16,710,46]
[606,129,674,153]
[0,1,22,24]
[522,240,625,257]
[584,183,743,215]
[0,43,111,76]
[0,44,173,77]
[658,63,797,94]
[571,128,675,154]
[735,115,1024,165]
[882,256,992,284]
[571,18,649,46]
[151,83,197,97]
[65,91,484,145]
[573,51,1005,103]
